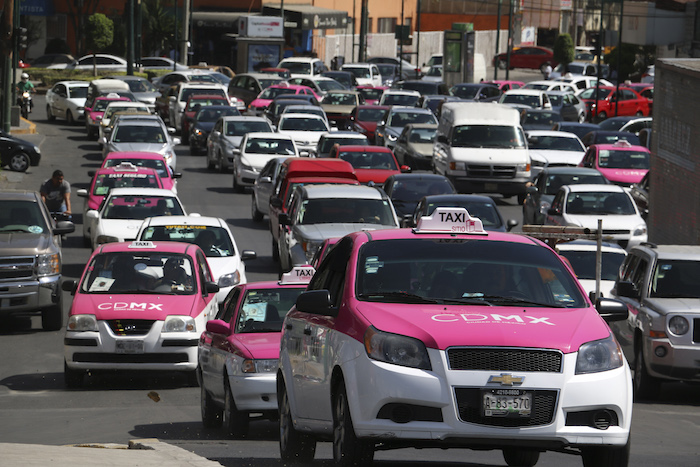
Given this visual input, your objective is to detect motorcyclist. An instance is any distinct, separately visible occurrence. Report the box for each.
[16,73,35,112]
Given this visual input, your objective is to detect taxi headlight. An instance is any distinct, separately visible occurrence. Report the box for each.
[242,358,278,373]
[669,316,689,336]
[67,314,98,332]
[364,326,431,370]
[163,315,196,333]
[633,224,647,236]
[36,253,60,276]
[95,235,120,245]
[575,334,624,374]
[218,270,241,288]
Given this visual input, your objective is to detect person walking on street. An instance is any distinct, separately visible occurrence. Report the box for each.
[40,169,72,216]
[543,62,552,80]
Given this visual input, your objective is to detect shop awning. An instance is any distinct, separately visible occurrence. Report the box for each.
[191,11,247,28]
[262,4,348,30]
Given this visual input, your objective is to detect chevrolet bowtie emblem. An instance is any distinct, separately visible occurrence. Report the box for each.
[488,374,524,386]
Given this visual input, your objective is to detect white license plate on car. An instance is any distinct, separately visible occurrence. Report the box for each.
[482,389,532,418]
[115,340,145,354]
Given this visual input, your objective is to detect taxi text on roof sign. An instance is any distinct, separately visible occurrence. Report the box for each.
[414,207,487,235]
[129,241,157,248]
[279,266,316,285]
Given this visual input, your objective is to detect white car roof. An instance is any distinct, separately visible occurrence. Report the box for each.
[221,115,268,122]
[107,187,180,197]
[384,89,421,96]
[565,184,626,194]
[504,89,547,96]
[105,102,149,109]
[302,184,384,200]
[526,130,581,139]
[246,132,294,140]
[556,240,627,254]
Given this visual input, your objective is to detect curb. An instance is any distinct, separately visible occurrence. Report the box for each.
[11,117,37,135]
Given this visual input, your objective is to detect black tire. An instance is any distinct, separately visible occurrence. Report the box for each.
[233,167,245,193]
[21,105,29,119]
[251,194,264,222]
[201,383,223,428]
[581,436,631,467]
[64,361,84,389]
[9,152,30,172]
[42,304,63,331]
[333,380,374,466]
[206,152,215,170]
[219,153,228,174]
[497,59,507,70]
[279,381,316,462]
[223,379,249,438]
[46,104,55,122]
[66,111,75,125]
[597,111,607,121]
[634,344,661,401]
[503,447,540,466]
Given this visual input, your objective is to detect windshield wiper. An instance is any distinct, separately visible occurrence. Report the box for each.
[358,292,441,304]
[440,297,494,306]
[479,295,565,307]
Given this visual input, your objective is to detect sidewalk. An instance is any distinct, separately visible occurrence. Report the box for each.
[0,439,223,467]
[10,115,36,135]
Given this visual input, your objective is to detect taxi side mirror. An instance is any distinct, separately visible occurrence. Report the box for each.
[172,172,183,179]
[296,290,337,317]
[205,281,220,295]
[61,280,78,295]
[205,319,230,335]
[270,197,283,209]
[240,250,257,261]
[595,298,629,322]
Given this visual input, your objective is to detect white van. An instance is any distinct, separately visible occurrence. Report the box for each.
[341,63,382,87]
[433,102,531,199]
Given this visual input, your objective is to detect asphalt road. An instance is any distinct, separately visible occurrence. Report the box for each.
[0,90,699,467]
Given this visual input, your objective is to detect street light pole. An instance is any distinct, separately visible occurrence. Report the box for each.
[495,0,501,80]
[614,0,624,117]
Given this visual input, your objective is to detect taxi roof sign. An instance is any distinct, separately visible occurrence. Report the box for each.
[414,207,487,235]
[279,265,316,285]
[113,162,139,171]
[129,240,157,249]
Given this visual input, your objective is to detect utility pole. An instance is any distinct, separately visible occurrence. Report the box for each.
[136,0,142,68]
[2,0,15,132]
[614,0,624,117]
[359,0,368,61]
[506,0,513,80]
[127,0,134,75]
[495,0,501,80]
[416,0,421,74]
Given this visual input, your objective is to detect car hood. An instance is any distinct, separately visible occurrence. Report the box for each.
[97,219,145,240]
[407,142,434,157]
[205,256,242,282]
[564,214,644,230]
[353,302,611,353]
[109,142,169,154]
[133,91,159,102]
[645,298,700,316]
[278,130,324,145]
[597,168,647,185]
[72,293,197,320]
[242,154,288,171]
[66,97,87,107]
[529,149,584,166]
[0,232,52,253]
[356,121,378,132]
[229,333,282,359]
[296,223,397,240]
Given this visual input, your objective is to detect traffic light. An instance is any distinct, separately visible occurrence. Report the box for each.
[590,33,601,59]
[15,27,28,50]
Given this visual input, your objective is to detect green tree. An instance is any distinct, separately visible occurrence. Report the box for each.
[86,13,114,75]
[604,43,641,82]
[553,34,575,72]
[142,0,176,57]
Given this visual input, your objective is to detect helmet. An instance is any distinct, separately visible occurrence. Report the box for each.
[21,73,29,81]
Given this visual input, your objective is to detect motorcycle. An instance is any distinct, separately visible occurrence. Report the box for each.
[20,91,32,119]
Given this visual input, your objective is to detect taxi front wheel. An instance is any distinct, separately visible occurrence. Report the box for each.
[333,380,374,466]
[224,379,249,438]
[201,384,223,428]
[502,448,540,466]
[279,382,316,462]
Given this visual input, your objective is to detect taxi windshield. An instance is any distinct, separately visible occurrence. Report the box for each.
[356,239,586,307]
[140,225,234,257]
[104,195,184,219]
[235,288,306,333]
[81,252,196,295]
[597,150,650,169]
[93,173,158,195]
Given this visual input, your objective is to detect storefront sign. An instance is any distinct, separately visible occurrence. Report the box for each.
[239,16,284,38]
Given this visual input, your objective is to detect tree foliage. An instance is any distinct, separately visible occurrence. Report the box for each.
[142,0,176,56]
[553,34,575,68]
[87,13,114,52]
[604,43,643,81]
[45,38,71,55]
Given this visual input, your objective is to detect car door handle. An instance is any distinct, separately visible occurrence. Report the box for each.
[303,328,312,335]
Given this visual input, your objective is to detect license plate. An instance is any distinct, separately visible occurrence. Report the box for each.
[482,389,532,418]
[484,183,498,191]
[115,340,144,354]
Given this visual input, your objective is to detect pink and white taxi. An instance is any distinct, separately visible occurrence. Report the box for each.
[579,140,650,187]
[198,266,314,438]
[278,207,632,466]
[62,241,220,388]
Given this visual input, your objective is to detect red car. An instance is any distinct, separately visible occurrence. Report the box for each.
[493,46,556,72]
[181,94,231,144]
[578,86,651,121]
[356,85,388,105]
[349,104,390,144]
[328,145,409,185]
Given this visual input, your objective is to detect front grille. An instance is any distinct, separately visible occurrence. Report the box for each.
[447,348,563,372]
[72,352,190,364]
[0,256,35,281]
[107,320,155,336]
[693,319,700,343]
[455,387,558,427]
[466,164,516,179]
